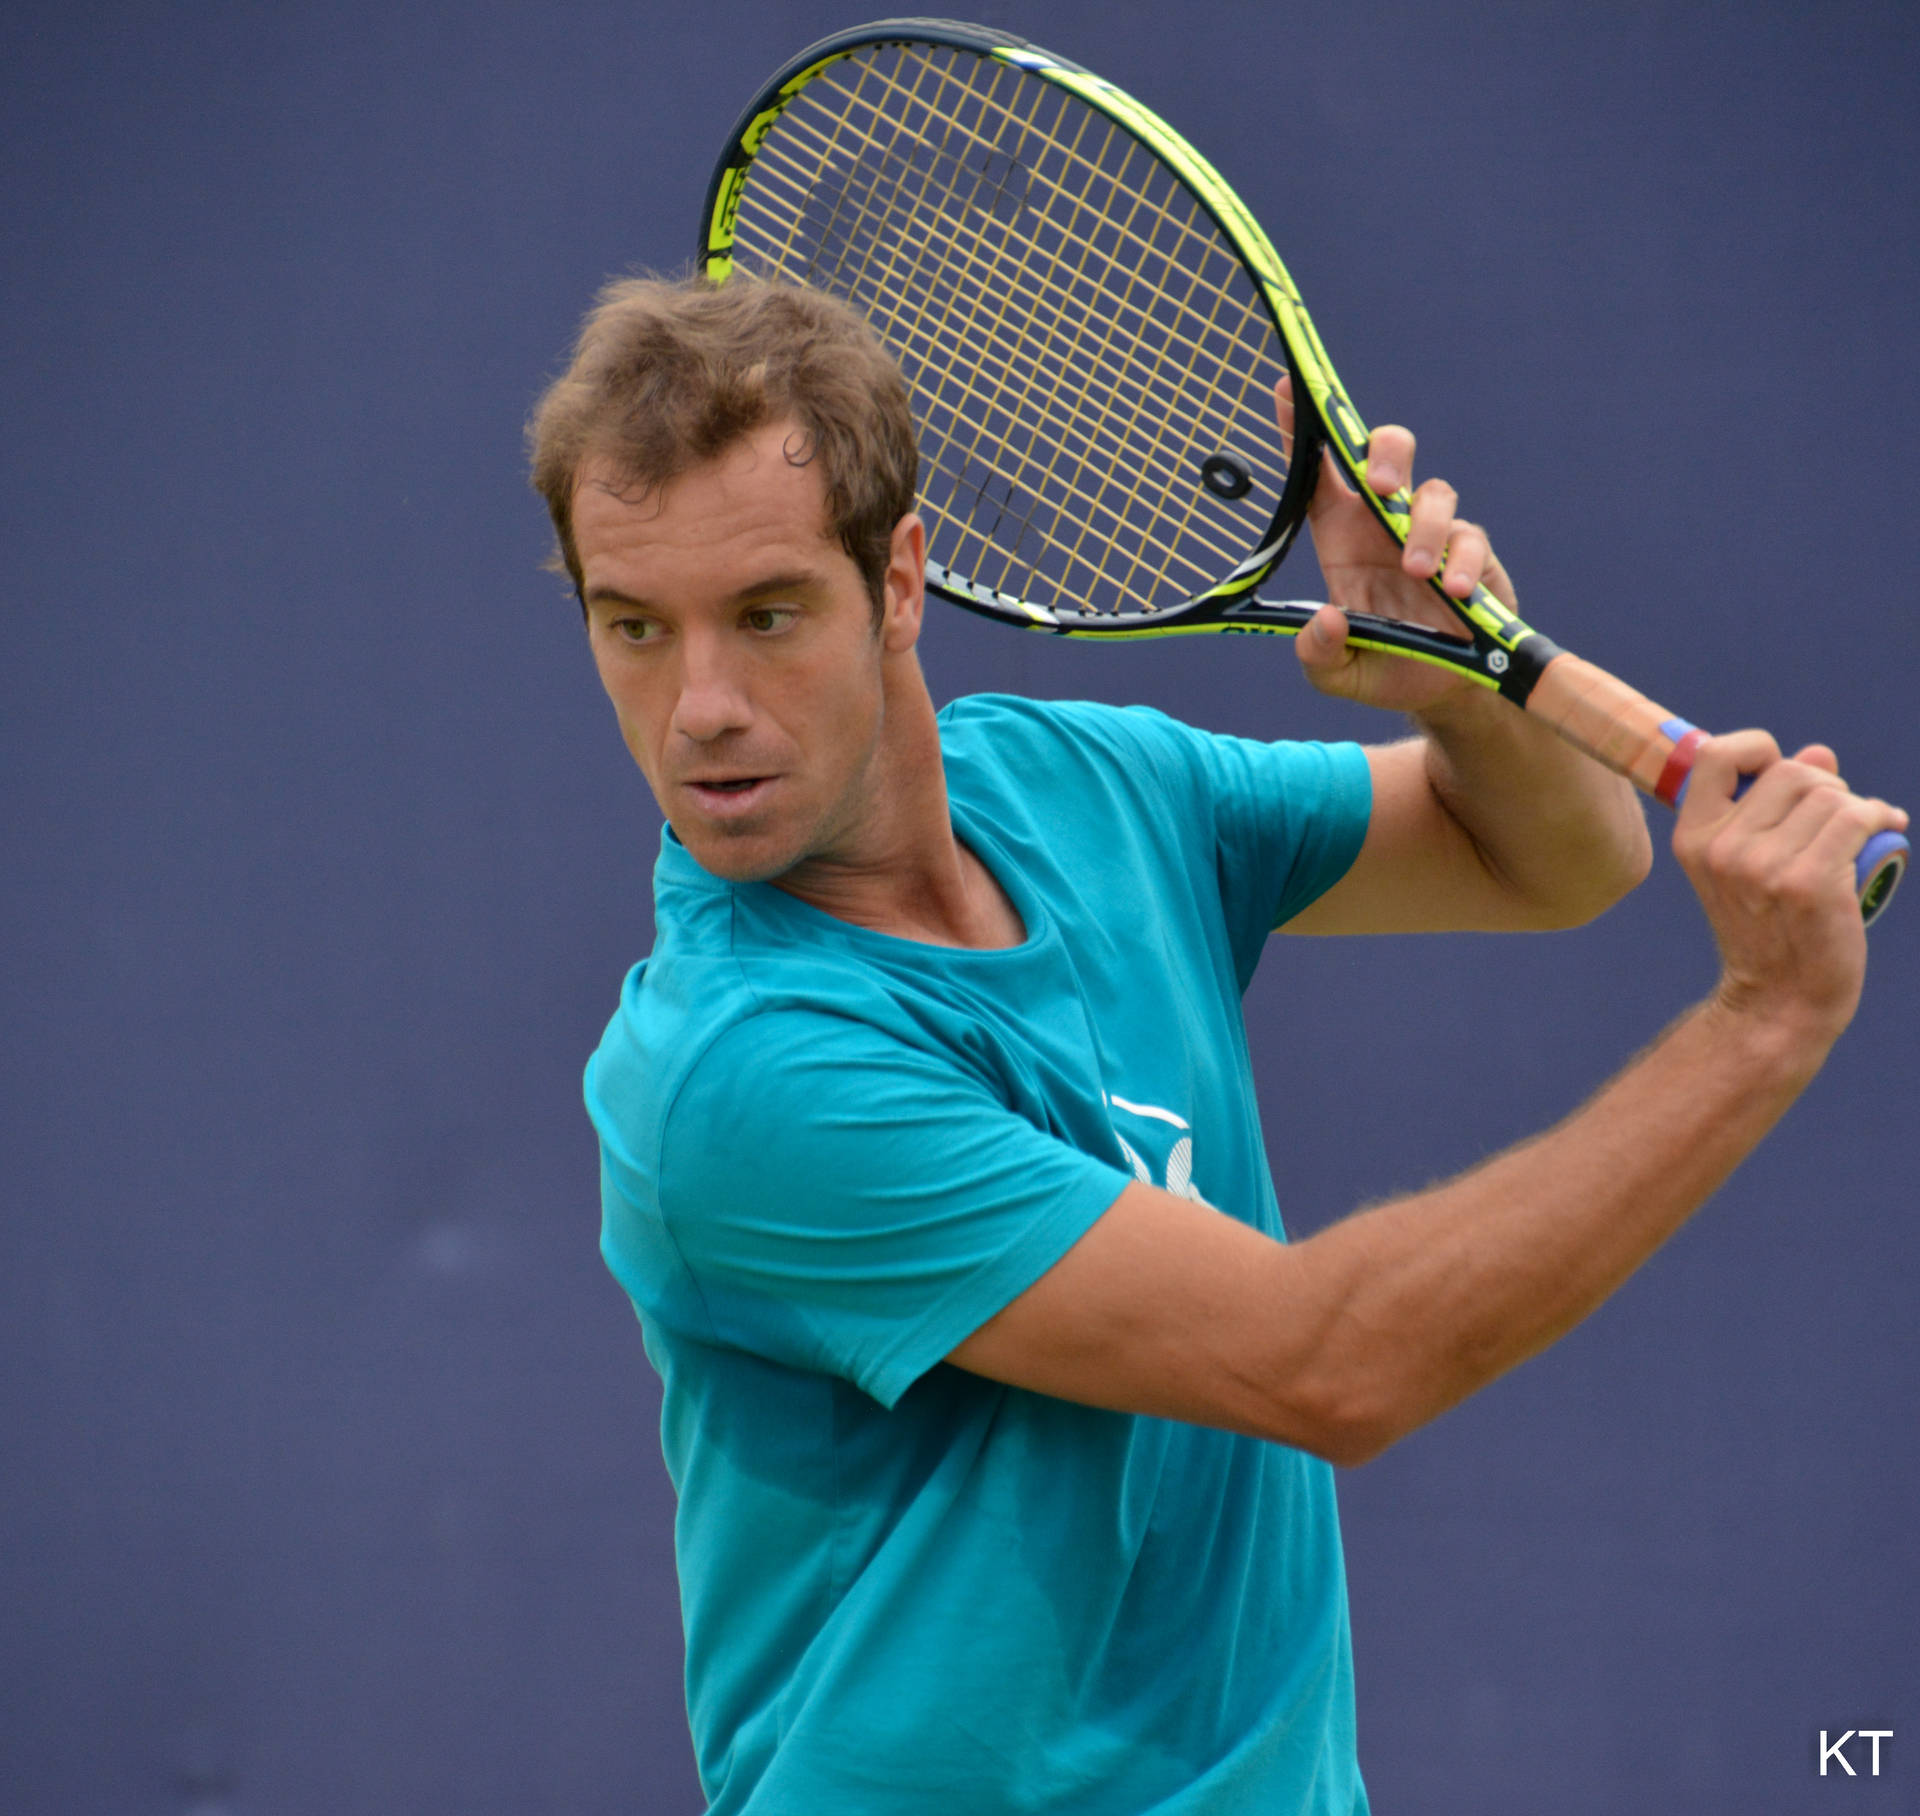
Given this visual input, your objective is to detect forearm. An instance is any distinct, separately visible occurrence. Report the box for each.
[1280,993,1829,1464]
[1416,683,1652,926]
[951,739,1893,1465]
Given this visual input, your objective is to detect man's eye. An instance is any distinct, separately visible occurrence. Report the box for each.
[745,606,796,633]
[612,618,659,643]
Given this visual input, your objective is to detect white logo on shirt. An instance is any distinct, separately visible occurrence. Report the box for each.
[1106,1093,1212,1207]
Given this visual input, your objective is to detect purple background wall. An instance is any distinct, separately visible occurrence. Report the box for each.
[4,2,1915,1810]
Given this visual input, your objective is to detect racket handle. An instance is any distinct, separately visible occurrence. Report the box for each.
[1523,651,1693,796]
[1523,654,1905,926]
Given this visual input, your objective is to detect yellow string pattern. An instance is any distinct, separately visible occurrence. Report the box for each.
[725,40,1291,616]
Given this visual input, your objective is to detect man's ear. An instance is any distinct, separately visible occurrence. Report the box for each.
[880,512,926,652]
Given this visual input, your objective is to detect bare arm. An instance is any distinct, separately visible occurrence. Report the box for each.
[951,990,1813,1466]
[1286,705,1653,936]
[949,734,1907,1464]
[1270,391,1651,934]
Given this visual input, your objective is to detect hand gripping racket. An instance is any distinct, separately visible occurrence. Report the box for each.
[697,17,1907,923]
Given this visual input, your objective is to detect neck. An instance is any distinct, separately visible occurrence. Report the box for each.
[773,661,1024,950]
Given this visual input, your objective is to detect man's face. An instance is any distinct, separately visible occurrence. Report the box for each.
[573,422,924,885]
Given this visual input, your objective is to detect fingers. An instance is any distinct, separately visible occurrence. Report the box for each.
[1273,375,1295,456]
[1399,476,1456,578]
[1293,602,1425,712]
[1669,732,1902,1040]
[1407,488,1515,609]
[1676,731,1907,919]
[1726,775,1862,883]
[1681,733,1841,864]
[1353,411,1515,609]
[1789,742,1839,778]
[1292,600,1474,714]
[1361,423,1416,497]
[1274,377,1359,511]
[1681,729,1785,814]
[1427,507,1486,598]
[1293,603,1352,684]
[1702,782,1895,945]
[1275,381,1520,615]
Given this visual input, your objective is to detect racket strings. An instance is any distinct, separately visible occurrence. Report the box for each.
[745,140,1264,564]
[744,52,1280,604]
[748,104,1279,446]
[764,48,1270,405]
[747,74,1236,507]
[726,41,1293,615]
[754,104,1263,595]
[739,58,1091,579]
[775,50,1286,581]
[794,50,1099,574]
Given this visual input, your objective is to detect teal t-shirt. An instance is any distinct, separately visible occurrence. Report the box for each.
[586,695,1373,1814]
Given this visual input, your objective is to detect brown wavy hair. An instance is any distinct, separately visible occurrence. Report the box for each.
[527,275,918,617]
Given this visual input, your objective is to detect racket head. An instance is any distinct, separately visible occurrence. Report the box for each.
[698,19,1329,635]
[696,21,1905,926]
[699,19,1551,696]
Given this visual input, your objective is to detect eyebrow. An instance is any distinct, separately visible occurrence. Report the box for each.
[582,570,828,614]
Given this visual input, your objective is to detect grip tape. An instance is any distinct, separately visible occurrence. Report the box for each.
[1522,653,1682,796]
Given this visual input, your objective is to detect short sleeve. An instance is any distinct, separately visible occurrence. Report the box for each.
[1197,732,1372,932]
[1106,708,1371,981]
[655,1010,1131,1407]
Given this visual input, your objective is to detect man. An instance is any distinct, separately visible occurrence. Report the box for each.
[529,276,1903,1814]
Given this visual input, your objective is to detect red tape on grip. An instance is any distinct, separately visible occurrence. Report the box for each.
[1654,728,1708,808]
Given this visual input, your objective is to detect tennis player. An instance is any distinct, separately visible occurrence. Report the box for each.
[529,276,1904,1815]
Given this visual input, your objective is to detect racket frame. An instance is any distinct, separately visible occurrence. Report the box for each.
[699,19,1558,695]
[698,16,1906,922]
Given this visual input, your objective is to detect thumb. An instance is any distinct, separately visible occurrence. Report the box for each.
[1294,603,1353,681]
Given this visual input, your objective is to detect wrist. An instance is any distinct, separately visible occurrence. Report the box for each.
[1411,675,1549,754]
[1692,988,1840,1095]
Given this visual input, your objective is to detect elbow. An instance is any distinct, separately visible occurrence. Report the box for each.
[1300,1422,1395,1470]
[1594,807,1656,916]
[1256,1368,1411,1470]
[1527,803,1655,931]
[1299,1401,1405,1470]
[1237,1261,1423,1466]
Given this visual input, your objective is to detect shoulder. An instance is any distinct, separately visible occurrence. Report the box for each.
[939,692,1194,764]
[937,693,1232,818]
[939,693,1366,824]
[585,942,916,1172]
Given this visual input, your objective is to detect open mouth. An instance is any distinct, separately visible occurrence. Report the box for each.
[683,775,776,818]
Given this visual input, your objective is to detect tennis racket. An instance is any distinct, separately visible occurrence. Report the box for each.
[697,17,1907,923]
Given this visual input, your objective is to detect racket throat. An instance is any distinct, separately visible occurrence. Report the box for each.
[1489,630,1562,705]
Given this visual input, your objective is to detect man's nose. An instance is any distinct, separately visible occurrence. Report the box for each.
[668,632,754,743]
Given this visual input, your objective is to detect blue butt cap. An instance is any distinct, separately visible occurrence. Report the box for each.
[1857,830,1908,926]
